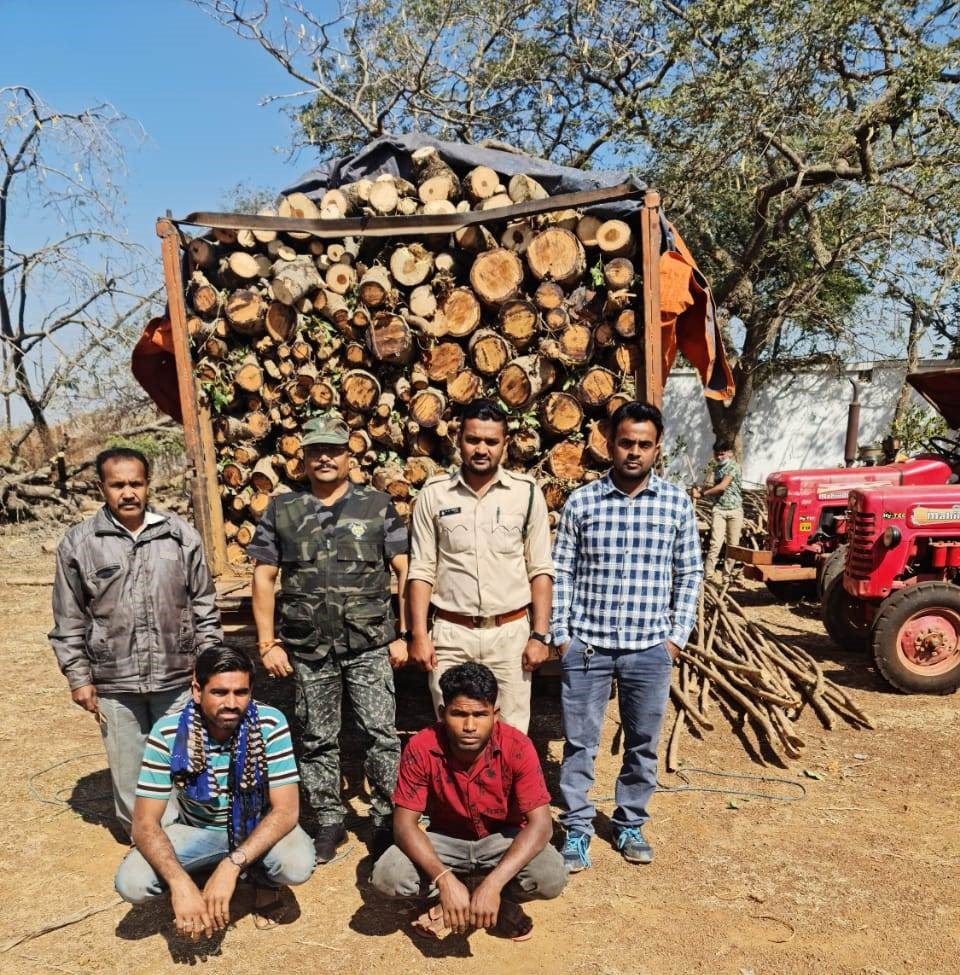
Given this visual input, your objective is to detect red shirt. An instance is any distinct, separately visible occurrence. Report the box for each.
[393,721,551,840]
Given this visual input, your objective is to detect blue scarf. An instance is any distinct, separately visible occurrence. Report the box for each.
[170,699,268,850]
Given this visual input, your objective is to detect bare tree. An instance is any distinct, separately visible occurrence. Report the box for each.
[0,86,159,459]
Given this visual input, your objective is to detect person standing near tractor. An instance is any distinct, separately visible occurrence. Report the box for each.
[699,440,744,581]
[247,412,409,865]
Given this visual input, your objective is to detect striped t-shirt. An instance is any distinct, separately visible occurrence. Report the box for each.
[136,704,300,830]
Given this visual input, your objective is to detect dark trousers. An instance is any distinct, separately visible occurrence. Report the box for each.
[558,636,673,835]
[293,648,400,827]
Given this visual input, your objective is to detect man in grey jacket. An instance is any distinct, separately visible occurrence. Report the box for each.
[49,447,223,836]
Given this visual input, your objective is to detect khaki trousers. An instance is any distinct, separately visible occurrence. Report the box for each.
[428,615,531,733]
[706,506,744,574]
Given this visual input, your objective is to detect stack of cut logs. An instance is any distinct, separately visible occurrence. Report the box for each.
[183,148,647,564]
[668,581,874,768]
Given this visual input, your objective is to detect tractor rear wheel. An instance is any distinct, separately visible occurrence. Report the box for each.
[816,545,846,600]
[870,583,960,694]
[821,552,869,651]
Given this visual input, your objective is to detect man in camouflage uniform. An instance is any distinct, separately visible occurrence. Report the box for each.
[248,413,409,863]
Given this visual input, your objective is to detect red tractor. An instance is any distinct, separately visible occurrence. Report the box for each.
[836,368,960,694]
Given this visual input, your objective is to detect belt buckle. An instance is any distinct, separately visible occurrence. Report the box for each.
[476,615,495,629]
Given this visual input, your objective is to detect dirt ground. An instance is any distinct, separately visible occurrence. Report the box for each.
[2,522,959,975]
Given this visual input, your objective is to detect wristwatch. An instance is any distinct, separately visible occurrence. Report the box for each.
[400,630,414,642]
[530,631,550,645]
[227,849,248,868]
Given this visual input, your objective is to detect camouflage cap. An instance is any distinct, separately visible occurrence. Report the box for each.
[301,412,350,447]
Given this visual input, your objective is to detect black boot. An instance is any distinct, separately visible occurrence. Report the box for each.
[314,823,347,864]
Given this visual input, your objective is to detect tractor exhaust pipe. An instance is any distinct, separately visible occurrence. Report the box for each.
[844,378,861,467]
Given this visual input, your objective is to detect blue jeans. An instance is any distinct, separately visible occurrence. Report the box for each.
[559,636,673,835]
[114,824,316,903]
[98,687,191,834]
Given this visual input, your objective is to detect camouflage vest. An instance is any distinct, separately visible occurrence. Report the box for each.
[273,486,394,658]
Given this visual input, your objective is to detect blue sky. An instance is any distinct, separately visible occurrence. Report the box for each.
[4,1,326,252]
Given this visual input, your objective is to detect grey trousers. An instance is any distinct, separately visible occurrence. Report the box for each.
[371,830,567,902]
[98,686,191,834]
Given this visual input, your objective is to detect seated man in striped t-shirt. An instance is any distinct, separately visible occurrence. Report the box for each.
[114,646,314,935]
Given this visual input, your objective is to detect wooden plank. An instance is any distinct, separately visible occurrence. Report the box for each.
[156,218,225,576]
[727,545,773,565]
[639,190,663,407]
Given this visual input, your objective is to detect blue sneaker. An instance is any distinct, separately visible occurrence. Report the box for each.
[561,830,592,872]
[614,826,653,864]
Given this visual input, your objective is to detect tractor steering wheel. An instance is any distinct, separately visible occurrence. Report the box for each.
[922,436,960,466]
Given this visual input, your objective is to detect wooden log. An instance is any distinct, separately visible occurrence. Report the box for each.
[320,188,349,218]
[606,391,633,416]
[543,306,569,332]
[264,301,297,343]
[542,322,593,366]
[544,208,580,231]
[500,220,535,254]
[469,329,512,376]
[609,342,641,375]
[409,388,447,429]
[533,280,565,310]
[233,355,264,393]
[469,248,525,307]
[278,192,321,239]
[226,542,247,563]
[497,355,556,410]
[408,284,438,319]
[189,272,220,318]
[358,265,394,309]
[439,287,481,338]
[224,289,265,335]
[577,366,618,408]
[542,479,570,511]
[526,228,587,287]
[411,146,461,195]
[508,427,541,463]
[586,418,612,464]
[188,237,218,272]
[348,428,373,457]
[278,433,302,457]
[507,173,548,203]
[575,214,602,247]
[234,520,257,546]
[341,369,382,413]
[202,336,229,360]
[249,489,273,523]
[419,173,460,204]
[454,224,497,253]
[268,239,297,261]
[547,441,586,481]
[272,257,322,306]
[213,227,238,247]
[424,342,466,383]
[499,299,538,349]
[252,207,278,244]
[368,413,404,448]
[368,312,415,365]
[446,368,483,405]
[462,165,499,202]
[539,392,584,437]
[390,244,434,287]
[345,342,371,367]
[567,286,603,324]
[324,263,357,295]
[604,257,635,289]
[479,192,514,211]
[232,443,260,466]
[310,379,339,409]
[250,456,279,494]
[594,320,618,348]
[597,219,636,258]
[373,464,411,499]
[368,178,399,215]
[404,455,442,487]
[227,251,261,281]
[221,461,249,490]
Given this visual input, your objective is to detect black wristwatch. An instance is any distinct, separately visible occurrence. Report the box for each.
[400,630,414,642]
[530,631,550,645]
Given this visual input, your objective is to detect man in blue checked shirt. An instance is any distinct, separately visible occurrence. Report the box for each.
[551,401,703,872]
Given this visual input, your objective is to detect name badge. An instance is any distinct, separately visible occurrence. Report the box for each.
[439,507,462,517]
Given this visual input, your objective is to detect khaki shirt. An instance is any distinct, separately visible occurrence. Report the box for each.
[408,467,554,615]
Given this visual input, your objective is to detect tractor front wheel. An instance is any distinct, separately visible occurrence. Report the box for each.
[871,583,960,694]
[821,554,869,652]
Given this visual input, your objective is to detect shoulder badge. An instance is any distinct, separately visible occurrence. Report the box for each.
[349,521,365,538]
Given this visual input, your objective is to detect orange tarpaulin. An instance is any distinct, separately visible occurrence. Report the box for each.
[659,223,735,401]
[131,314,182,423]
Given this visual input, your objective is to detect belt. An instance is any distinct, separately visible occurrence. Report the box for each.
[433,607,528,629]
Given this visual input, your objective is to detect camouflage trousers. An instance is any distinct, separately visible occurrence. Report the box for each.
[292,647,400,828]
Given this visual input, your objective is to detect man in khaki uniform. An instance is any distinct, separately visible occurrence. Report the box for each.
[407,399,553,734]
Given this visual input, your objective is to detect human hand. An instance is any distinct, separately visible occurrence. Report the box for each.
[666,640,681,662]
[554,640,571,658]
[260,643,294,679]
[409,633,438,672]
[469,876,502,929]
[437,872,472,934]
[171,880,215,940]
[71,684,100,718]
[387,638,409,670]
[522,638,549,672]
[201,861,240,931]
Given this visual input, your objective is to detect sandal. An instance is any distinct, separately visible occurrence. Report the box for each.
[410,903,450,940]
[252,890,288,930]
[491,899,533,942]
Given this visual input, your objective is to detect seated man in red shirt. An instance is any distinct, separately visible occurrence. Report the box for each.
[371,662,566,940]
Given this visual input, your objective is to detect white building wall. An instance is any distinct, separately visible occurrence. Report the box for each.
[662,360,954,488]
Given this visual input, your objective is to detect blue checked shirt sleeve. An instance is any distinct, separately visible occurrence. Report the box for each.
[669,494,704,648]
[550,496,580,646]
